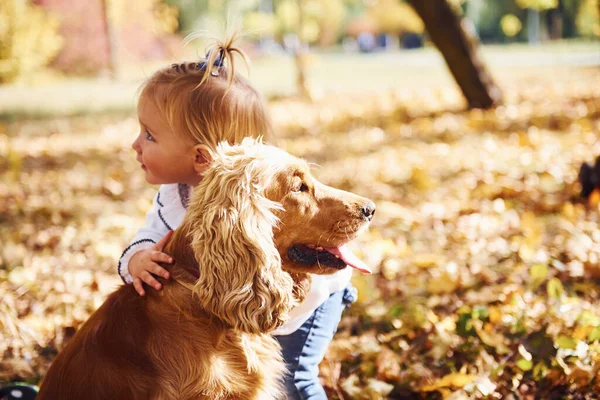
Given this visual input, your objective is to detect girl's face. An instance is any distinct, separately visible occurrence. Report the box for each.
[132,94,201,186]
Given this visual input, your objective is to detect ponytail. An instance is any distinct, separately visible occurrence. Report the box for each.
[198,32,250,88]
[173,31,250,89]
[140,30,274,148]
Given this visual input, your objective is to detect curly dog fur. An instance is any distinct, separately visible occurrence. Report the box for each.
[37,139,374,400]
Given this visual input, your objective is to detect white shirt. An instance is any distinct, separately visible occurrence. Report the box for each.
[118,184,352,335]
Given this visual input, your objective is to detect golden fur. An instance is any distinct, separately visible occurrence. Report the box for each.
[37,139,374,399]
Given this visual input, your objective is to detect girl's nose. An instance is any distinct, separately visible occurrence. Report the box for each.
[132,134,142,153]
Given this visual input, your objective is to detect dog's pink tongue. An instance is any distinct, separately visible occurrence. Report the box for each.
[325,245,372,274]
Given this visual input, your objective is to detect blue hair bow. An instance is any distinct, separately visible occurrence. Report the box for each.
[197,49,225,73]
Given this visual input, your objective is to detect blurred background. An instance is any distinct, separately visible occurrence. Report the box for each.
[1,0,600,398]
[0,0,598,110]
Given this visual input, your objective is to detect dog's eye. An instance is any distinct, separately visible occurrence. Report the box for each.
[292,182,308,193]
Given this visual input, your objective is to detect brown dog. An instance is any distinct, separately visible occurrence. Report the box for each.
[37,139,375,400]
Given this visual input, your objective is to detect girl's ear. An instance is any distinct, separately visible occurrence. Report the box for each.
[193,144,213,175]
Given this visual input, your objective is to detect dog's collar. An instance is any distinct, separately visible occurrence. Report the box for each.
[168,263,199,293]
[173,277,196,292]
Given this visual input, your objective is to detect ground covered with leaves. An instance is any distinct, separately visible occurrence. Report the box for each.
[1,66,600,399]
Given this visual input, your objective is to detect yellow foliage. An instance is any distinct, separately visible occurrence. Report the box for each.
[301,19,320,43]
[516,0,558,10]
[0,0,63,83]
[316,0,345,45]
[422,372,477,392]
[276,0,300,33]
[576,0,600,38]
[107,0,178,34]
[274,0,346,44]
[368,0,424,35]
[153,0,179,34]
[244,12,277,38]
[501,14,523,37]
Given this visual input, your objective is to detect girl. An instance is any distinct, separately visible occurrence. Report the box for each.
[118,33,358,399]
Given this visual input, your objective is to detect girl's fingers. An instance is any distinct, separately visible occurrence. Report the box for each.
[150,263,170,280]
[141,271,162,291]
[154,230,174,251]
[133,278,145,296]
[151,251,173,264]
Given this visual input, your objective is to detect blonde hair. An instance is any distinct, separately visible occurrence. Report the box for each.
[139,32,273,149]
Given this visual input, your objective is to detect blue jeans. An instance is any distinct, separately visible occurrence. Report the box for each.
[275,284,358,400]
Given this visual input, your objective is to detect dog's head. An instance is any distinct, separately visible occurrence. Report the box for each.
[186,138,374,334]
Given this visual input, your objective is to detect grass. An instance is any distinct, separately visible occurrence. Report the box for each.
[0,41,598,119]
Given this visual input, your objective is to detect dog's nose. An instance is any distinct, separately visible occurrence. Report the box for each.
[361,201,376,221]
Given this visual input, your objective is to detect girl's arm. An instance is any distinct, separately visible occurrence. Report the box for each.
[118,188,171,283]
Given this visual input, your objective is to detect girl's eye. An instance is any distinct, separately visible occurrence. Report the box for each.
[145,129,155,142]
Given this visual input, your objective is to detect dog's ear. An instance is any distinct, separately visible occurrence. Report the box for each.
[186,142,295,334]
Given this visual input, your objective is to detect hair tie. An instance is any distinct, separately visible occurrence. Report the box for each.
[197,49,225,76]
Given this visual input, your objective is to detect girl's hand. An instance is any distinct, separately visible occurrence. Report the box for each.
[129,231,174,296]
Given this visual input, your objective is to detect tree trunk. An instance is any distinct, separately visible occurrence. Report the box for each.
[294,50,310,99]
[100,0,117,79]
[527,8,541,44]
[294,0,310,99]
[408,0,501,109]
